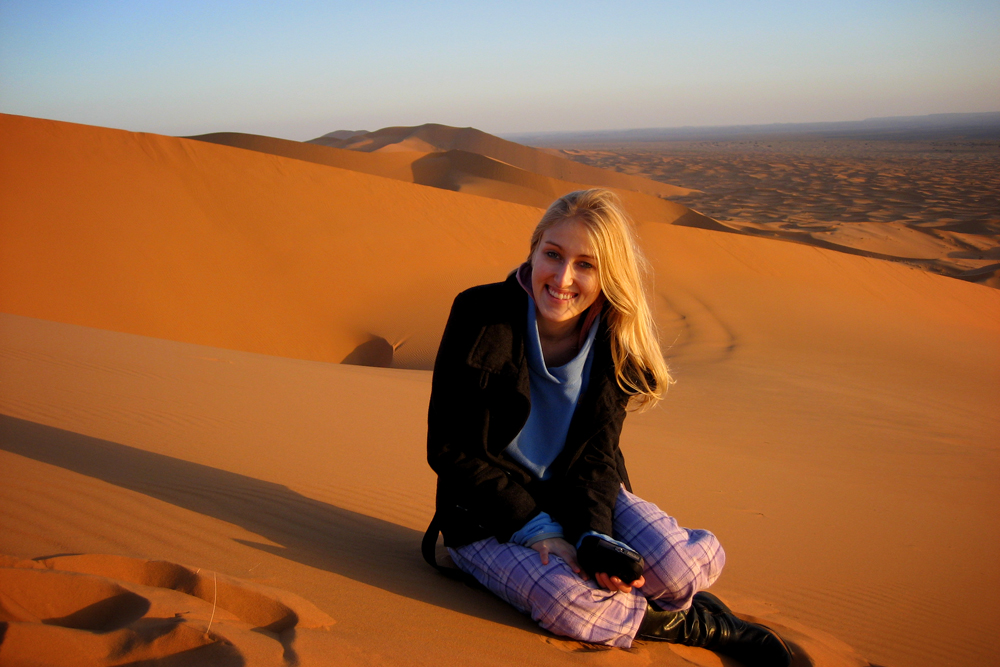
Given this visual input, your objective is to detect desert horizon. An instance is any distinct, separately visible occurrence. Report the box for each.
[2,109,998,667]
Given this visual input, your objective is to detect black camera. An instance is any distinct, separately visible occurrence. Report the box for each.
[577,535,645,584]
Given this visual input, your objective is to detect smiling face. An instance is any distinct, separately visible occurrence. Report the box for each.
[530,217,602,332]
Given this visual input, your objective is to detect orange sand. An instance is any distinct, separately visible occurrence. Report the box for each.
[189,131,709,227]
[308,124,694,199]
[556,141,1000,287]
[1,113,998,666]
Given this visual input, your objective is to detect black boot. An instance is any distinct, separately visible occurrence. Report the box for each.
[637,593,792,667]
[693,590,733,614]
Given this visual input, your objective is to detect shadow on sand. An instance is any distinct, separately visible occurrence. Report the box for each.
[0,414,534,632]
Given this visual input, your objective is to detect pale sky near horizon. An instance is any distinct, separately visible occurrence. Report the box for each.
[1,1,998,141]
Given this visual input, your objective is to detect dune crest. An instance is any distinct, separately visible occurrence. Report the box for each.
[309,122,694,198]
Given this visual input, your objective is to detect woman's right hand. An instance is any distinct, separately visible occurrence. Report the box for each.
[531,539,644,592]
[531,538,587,579]
[594,571,644,594]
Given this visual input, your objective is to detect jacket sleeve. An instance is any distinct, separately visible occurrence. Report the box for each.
[426,291,540,542]
[557,405,627,545]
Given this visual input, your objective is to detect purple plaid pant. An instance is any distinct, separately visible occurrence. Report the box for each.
[448,487,725,648]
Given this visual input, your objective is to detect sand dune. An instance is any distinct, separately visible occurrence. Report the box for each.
[310,123,694,199]
[405,149,710,227]
[0,113,712,373]
[190,130,708,226]
[0,113,541,370]
[2,113,999,667]
[188,131,429,183]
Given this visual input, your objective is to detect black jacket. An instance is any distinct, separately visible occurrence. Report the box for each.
[425,271,632,552]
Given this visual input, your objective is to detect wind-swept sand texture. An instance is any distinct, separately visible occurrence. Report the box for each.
[2,113,999,667]
[551,140,1000,287]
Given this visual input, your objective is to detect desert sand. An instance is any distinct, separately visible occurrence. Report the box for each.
[550,139,1000,287]
[1,113,998,667]
[188,130,709,229]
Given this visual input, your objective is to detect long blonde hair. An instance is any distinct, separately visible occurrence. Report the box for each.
[528,189,672,410]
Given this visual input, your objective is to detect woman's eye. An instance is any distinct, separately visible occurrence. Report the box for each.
[579,261,594,270]
[546,251,560,259]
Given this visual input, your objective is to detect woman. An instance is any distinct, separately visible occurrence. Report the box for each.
[423,189,791,666]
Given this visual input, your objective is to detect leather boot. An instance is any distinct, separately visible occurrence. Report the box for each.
[637,593,792,667]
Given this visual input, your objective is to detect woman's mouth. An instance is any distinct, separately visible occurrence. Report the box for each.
[546,285,576,301]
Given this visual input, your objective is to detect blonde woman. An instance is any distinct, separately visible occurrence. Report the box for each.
[423,189,791,665]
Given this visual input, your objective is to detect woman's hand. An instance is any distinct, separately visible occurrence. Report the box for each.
[531,538,585,577]
[594,571,645,594]
[531,538,645,592]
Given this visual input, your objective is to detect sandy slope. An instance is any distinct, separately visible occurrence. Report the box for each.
[188,132,707,226]
[0,113,541,370]
[2,113,999,666]
[1,114,713,372]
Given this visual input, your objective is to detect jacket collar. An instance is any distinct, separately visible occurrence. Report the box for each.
[466,271,528,377]
[466,271,621,411]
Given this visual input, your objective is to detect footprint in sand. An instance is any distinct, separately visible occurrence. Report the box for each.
[0,553,337,667]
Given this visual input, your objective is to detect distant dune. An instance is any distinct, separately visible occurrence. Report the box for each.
[308,123,693,199]
[190,129,711,226]
[188,131,423,182]
[317,129,368,142]
[2,112,999,667]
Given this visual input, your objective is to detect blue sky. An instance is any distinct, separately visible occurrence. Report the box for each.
[1,1,997,140]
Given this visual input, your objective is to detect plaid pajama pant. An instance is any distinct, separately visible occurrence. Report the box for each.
[448,487,725,648]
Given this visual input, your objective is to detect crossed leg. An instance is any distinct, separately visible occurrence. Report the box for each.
[612,487,725,612]
[448,488,725,647]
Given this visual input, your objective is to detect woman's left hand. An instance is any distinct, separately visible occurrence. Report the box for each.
[594,571,645,594]
[533,539,646,592]
[531,538,584,577]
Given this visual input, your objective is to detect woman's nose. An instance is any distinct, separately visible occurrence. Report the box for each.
[554,262,573,286]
